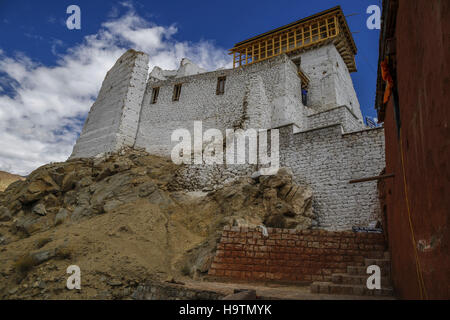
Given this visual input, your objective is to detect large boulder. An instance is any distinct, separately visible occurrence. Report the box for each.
[18,173,60,204]
[210,167,315,230]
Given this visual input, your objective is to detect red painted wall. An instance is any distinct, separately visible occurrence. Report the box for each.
[382,0,450,299]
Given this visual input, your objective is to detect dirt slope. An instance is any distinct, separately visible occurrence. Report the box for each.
[0,171,24,192]
[0,148,314,299]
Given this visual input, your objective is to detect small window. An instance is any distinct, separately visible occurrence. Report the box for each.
[216,76,226,95]
[172,83,182,101]
[151,87,160,104]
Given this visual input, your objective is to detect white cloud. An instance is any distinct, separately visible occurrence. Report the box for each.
[0,3,231,176]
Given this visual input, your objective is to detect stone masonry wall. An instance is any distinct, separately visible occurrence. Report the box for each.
[208,226,386,283]
[70,50,149,158]
[300,44,363,120]
[168,123,385,230]
[134,55,306,157]
[279,124,385,230]
[168,163,257,192]
[307,105,363,132]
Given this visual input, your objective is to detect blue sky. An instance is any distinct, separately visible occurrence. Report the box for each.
[0,0,381,174]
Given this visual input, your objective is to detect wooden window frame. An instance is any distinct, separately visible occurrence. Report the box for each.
[172,83,182,101]
[216,76,226,95]
[151,87,160,104]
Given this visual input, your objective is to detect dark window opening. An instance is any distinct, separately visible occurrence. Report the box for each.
[173,83,182,101]
[216,76,226,95]
[151,87,160,104]
[302,89,308,106]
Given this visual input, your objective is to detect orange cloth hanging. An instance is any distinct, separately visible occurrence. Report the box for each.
[381,59,394,104]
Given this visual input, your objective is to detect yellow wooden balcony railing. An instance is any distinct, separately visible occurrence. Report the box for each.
[229,6,357,73]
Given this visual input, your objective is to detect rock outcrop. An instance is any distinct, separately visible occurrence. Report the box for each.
[210,167,315,230]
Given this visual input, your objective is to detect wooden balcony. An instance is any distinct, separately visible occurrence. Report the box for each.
[229,6,357,73]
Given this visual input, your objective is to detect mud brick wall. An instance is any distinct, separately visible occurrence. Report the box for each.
[208,226,386,283]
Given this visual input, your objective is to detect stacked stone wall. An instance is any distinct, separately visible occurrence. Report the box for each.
[300,44,362,119]
[279,124,385,230]
[307,105,363,132]
[134,55,305,157]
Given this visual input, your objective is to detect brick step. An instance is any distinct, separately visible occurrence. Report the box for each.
[331,273,391,286]
[310,281,394,297]
[365,258,391,268]
[362,251,386,259]
[347,265,391,277]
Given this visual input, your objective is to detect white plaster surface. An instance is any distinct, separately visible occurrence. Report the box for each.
[134,55,306,157]
[300,44,363,121]
[278,124,385,230]
[70,49,149,158]
[149,58,206,81]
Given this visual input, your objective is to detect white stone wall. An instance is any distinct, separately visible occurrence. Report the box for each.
[134,55,306,157]
[307,105,364,133]
[300,44,363,121]
[170,123,385,230]
[168,163,257,192]
[279,124,385,230]
[70,49,149,158]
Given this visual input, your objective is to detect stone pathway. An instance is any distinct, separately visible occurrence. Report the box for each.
[183,280,396,300]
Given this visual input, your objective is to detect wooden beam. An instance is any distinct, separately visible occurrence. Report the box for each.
[258,41,261,61]
[349,173,395,184]
[245,47,248,65]
[294,28,297,48]
[272,37,275,56]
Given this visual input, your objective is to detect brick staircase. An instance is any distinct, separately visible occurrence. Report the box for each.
[310,252,395,297]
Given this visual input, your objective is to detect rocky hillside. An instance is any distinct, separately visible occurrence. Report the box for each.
[0,171,25,192]
[0,148,315,299]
